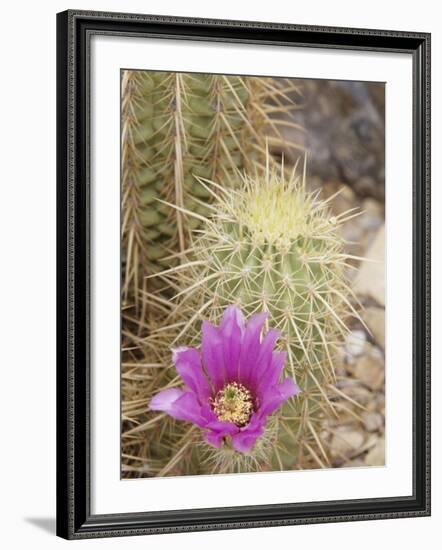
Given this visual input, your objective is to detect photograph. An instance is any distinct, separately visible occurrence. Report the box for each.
[120,70,386,478]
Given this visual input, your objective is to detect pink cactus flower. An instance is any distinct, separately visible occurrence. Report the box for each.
[150,305,301,453]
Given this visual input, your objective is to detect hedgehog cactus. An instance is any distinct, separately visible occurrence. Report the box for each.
[121,70,299,303]
[152,159,362,471]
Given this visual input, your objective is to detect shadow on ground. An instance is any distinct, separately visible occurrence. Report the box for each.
[25,517,56,535]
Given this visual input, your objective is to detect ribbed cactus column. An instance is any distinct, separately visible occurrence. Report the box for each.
[121,71,147,307]
[121,71,299,303]
[157,162,361,470]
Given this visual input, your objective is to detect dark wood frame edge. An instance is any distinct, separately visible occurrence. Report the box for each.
[56,9,431,540]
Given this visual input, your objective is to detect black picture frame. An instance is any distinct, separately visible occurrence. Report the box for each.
[56,9,431,540]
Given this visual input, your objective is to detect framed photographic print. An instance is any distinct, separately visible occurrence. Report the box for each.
[56,9,431,539]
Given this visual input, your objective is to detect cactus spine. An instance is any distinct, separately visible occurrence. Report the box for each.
[121,71,147,307]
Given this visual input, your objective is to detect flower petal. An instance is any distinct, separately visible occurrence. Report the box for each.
[255,329,281,378]
[205,419,240,435]
[150,388,184,412]
[150,389,208,427]
[231,413,266,453]
[172,346,210,402]
[201,321,225,390]
[259,378,301,417]
[221,304,245,332]
[256,351,287,394]
[203,419,239,449]
[203,430,225,448]
[238,311,268,385]
[220,305,245,381]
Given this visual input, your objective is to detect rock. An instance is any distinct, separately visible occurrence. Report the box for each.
[283,80,385,201]
[375,393,385,416]
[354,355,384,391]
[357,198,383,250]
[347,458,366,467]
[354,176,379,198]
[362,412,384,432]
[348,386,373,407]
[331,428,365,457]
[360,198,383,230]
[353,224,385,305]
[365,437,385,466]
[332,184,357,216]
[345,330,367,359]
[363,306,385,348]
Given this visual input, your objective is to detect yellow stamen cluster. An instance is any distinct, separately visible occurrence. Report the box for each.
[211,382,253,427]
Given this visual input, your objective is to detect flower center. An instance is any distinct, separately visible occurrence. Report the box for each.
[211,382,253,427]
